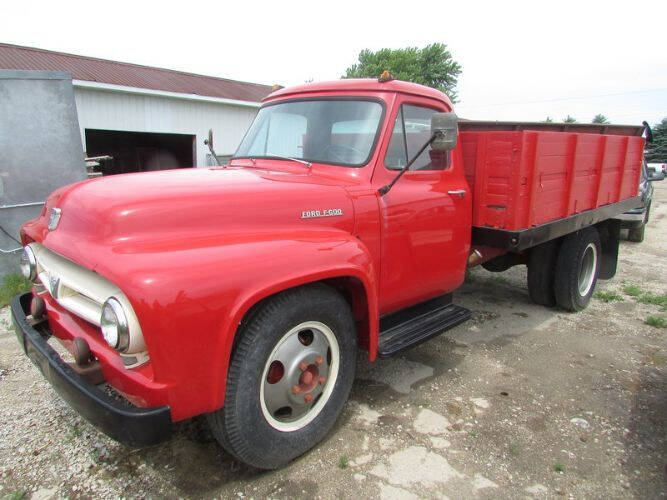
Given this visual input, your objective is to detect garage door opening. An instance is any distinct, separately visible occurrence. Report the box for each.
[85,129,196,175]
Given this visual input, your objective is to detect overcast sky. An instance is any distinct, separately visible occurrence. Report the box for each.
[2,0,666,125]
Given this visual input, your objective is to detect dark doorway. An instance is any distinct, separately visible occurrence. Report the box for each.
[85,129,196,175]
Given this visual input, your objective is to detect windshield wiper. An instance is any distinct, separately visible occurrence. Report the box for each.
[230,155,312,168]
[255,155,312,168]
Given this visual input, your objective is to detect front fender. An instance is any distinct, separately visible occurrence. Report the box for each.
[93,230,378,420]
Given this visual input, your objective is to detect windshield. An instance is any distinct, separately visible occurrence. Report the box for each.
[234,99,384,167]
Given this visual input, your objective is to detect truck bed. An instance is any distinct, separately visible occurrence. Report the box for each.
[460,121,644,249]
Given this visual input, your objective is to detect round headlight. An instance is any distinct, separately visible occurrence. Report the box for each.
[20,246,37,281]
[100,298,130,351]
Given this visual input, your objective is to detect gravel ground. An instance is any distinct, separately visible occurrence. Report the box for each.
[1,184,665,499]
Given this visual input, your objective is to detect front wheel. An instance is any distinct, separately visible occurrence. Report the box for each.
[207,284,357,469]
[554,227,601,312]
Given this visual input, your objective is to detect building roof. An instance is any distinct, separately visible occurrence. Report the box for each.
[0,43,274,103]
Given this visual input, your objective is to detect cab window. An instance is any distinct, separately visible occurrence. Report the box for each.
[385,104,450,171]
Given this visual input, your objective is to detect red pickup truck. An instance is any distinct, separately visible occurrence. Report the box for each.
[12,78,644,469]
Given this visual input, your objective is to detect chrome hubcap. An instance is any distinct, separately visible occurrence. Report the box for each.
[260,321,339,432]
[578,243,598,296]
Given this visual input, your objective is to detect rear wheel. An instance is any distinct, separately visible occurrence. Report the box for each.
[207,284,356,469]
[627,224,645,243]
[527,240,559,307]
[554,227,601,311]
[627,204,649,243]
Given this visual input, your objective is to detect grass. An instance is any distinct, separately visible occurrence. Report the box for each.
[645,316,667,329]
[637,292,667,311]
[509,442,521,456]
[621,284,667,312]
[0,273,32,308]
[623,284,643,297]
[4,491,27,500]
[594,290,623,303]
[337,455,349,469]
[553,462,566,473]
[489,275,509,285]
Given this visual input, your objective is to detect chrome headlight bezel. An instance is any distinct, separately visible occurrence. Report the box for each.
[20,246,37,281]
[101,297,130,352]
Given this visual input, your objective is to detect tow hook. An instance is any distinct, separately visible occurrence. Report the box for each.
[69,337,104,385]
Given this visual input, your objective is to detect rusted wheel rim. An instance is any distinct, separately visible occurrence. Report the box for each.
[260,321,339,432]
[578,242,598,296]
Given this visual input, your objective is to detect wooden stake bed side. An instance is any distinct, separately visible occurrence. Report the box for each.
[459,121,645,249]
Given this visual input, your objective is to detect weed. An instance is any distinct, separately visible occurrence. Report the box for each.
[623,284,642,297]
[509,442,521,456]
[5,491,27,500]
[66,424,83,442]
[489,275,509,285]
[0,273,32,308]
[594,290,623,303]
[90,447,101,463]
[637,292,667,311]
[468,430,479,438]
[554,462,565,473]
[337,455,349,469]
[645,316,667,329]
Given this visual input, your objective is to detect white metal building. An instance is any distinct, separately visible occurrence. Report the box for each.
[0,43,274,173]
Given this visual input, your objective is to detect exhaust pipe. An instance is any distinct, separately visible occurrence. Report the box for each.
[467,249,483,268]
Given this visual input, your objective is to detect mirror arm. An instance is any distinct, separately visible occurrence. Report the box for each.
[204,128,221,166]
[378,132,440,196]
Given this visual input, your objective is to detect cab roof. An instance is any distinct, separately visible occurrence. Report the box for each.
[264,78,453,108]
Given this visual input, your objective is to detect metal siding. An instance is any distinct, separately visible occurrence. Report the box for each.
[74,88,257,166]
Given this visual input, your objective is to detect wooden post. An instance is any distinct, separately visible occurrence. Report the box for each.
[615,136,630,203]
[564,134,579,215]
[593,135,607,208]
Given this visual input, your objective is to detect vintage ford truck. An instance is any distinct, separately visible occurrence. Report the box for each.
[12,77,645,469]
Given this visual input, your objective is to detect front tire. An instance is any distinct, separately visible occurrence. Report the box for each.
[554,227,601,312]
[207,284,357,469]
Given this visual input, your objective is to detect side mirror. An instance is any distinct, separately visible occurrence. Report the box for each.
[205,129,214,148]
[431,112,458,151]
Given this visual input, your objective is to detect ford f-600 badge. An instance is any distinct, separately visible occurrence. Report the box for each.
[301,209,343,219]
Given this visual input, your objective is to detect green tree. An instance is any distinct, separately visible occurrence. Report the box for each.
[544,116,554,123]
[592,114,610,124]
[563,115,578,123]
[645,117,667,163]
[343,43,462,101]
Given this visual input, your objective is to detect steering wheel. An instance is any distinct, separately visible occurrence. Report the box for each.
[323,144,365,163]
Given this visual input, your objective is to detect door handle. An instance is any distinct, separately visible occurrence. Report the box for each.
[447,189,466,198]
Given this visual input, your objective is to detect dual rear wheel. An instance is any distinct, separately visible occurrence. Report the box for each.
[527,227,601,312]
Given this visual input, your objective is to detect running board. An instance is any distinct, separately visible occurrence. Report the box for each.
[378,295,471,357]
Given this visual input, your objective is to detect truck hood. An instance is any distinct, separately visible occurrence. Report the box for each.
[40,167,356,262]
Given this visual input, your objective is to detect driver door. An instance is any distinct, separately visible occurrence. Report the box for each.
[373,98,471,314]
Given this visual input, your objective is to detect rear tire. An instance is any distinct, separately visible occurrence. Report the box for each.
[554,227,601,312]
[527,240,559,307]
[627,204,648,243]
[627,224,645,243]
[207,284,357,469]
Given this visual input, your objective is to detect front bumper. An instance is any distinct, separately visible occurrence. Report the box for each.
[11,293,172,447]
